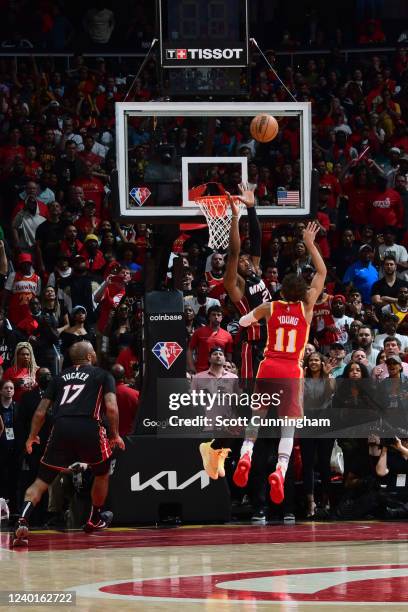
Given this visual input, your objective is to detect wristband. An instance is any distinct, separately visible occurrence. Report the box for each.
[239,311,257,327]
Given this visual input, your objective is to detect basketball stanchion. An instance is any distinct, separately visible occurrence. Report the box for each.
[108,290,231,524]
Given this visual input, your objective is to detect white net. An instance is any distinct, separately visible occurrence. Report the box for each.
[195,196,245,250]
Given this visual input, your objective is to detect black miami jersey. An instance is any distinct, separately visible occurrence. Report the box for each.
[44,365,116,421]
[235,274,271,343]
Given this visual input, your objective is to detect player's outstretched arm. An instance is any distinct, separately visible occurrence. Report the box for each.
[235,183,261,271]
[26,398,52,454]
[303,221,327,308]
[239,302,271,327]
[224,192,244,302]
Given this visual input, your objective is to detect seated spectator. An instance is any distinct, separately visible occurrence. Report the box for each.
[80,234,106,274]
[184,278,221,326]
[374,312,408,352]
[115,336,140,385]
[73,160,105,217]
[371,254,408,309]
[118,243,142,278]
[378,227,408,281]
[367,176,403,232]
[105,302,133,358]
[0,311,21,370]
[111,364,139,436]
[372,337,408,380]
[48,254,72,289]
[35,201,65,276]
[2,342,38,402]
[2,253,41,326]
[343,244,379,305]
[13,181,48,220]
[381,286,408,327]
[329,342,347,377]
[12,196,47,253]
[60,224,83,259]
[60,305,94,368]
[184,305,198,343]
[344,325,379,367]
[376,438,408,498]
[75,200,101,238]
[187,305,233,374]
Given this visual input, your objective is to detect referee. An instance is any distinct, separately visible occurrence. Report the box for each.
[13,341,125,547]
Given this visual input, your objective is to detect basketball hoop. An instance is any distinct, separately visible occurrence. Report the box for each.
[194,194,245,250]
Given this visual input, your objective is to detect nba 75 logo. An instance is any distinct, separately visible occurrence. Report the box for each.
[152,342,183,370]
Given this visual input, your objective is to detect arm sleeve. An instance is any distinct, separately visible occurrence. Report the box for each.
[247,207,261,258]
[103,371,117,395]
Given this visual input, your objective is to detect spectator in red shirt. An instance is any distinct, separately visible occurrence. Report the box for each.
[0,127,25,173]
[60,224,83,259]
[187,305,233,373]
[78,134,103,167]
[12,181,48,220]
[367,175,404,230]
[80,234,106,274]
[24,145,43,180]
[2,342,38,403]
[75,200,100,238]
[111,364,139,436]
[343,165,374,227]
[316,160,341,209]
[73,160,105,216]
[116,337,140,384]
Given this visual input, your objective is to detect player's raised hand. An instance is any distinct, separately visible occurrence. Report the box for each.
[225,191,240,217]
[26,435,40,454]
[236,182,256,208]
[303,221,320,248]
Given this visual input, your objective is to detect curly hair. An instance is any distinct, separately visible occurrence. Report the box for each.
[281,272,308,302]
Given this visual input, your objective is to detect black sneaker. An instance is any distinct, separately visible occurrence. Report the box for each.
[251,510,267,524]
[83,511,113,533]
[12,518,29,548]
[283,513,296,524]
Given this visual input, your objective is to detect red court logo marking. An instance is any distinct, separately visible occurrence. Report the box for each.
[72,564,408,604]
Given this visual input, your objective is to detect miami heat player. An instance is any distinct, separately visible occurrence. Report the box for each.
[199,183,271,477]
[223,183,271,383]
[237,221,326,503]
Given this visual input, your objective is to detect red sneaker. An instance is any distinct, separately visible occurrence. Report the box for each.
[233,452,252,487]
[268,466,285,504]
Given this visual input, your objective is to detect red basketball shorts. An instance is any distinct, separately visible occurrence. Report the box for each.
[255,358,304,418]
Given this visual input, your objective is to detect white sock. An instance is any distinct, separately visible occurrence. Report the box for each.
[276,429,295,476]
[276,455,289,476]
[240,440,254,459]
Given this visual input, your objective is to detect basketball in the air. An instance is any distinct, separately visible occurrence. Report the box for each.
[250,114,279,143]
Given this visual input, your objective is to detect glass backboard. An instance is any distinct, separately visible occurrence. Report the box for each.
[115,102,312,222]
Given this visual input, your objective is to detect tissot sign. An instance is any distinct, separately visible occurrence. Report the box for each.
[162,44,247,67]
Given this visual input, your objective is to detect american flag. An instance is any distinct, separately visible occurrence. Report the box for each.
[277,190,300,206]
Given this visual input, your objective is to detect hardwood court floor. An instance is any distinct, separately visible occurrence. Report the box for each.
[2,522,408,611]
